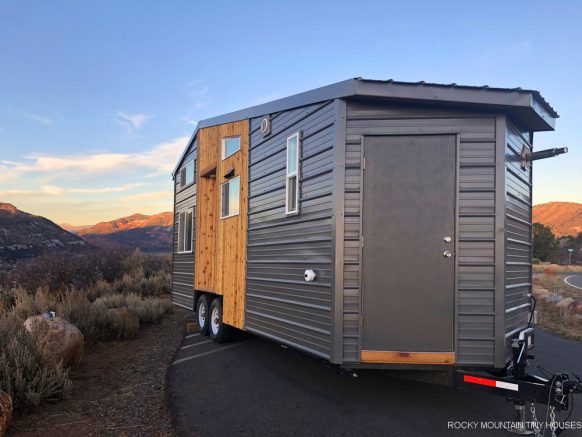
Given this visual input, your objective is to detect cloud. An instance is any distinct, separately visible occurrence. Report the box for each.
[0,136,190,182]
[22,111,53,126]
[121,191,170,202]
[179,115,198,126]
[0,183,145,197]
[115,112,153,133]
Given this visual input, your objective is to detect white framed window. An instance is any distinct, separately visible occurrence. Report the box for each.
[177,208,194,253]
[179,160,195,189]
[221,176,240,219]
[222,136,241,160]
[285,132,300,215]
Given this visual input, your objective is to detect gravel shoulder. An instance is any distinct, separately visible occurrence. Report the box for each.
[9,304,193,436]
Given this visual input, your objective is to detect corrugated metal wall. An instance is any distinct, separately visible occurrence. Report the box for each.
[504,121,532,358]
[343,100,498,366]
[245,100,337,359]
[171,138,197,310]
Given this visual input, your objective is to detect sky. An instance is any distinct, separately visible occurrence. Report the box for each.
[0,0,581,225]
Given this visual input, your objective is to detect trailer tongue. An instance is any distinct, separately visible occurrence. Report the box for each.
[456,328,582,435]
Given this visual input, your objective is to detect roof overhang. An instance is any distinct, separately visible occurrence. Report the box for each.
[173,78,558,176]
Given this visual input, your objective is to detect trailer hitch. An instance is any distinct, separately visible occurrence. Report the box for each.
[456,328,582,435]
[521,146,568,170]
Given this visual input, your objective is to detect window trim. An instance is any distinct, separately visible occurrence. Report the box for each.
[220,175,241,219]
[222,136,241,160]
[179,159,195,190]
[285,132,301,215]
[176,208,194,254]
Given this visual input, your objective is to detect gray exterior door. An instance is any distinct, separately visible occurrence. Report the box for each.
[362,134,456,352]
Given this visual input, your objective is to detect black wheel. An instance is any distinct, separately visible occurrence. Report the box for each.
[209,298,232,343]
[196,294,211,336]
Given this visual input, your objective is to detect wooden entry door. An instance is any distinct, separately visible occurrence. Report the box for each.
[195,120,248,329]
[360,134,457,364]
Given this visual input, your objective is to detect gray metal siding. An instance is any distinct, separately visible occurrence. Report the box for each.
[246,100,336,359]
[344,101,498,365]
[504,121,532,357]
[171,139,197,310]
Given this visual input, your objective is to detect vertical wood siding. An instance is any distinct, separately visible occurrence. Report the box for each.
[172,139,197,310]
[344,101,498,365]
[504,121,533,358]
[194,121,249,329]
[245,101,337,359]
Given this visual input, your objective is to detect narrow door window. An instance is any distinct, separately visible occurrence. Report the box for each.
[286,132,300,215]
[221,176,240,218]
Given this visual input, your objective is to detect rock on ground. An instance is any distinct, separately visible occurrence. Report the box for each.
[568,301,582,314]
[556,297,575,309]
[23,316,84,367]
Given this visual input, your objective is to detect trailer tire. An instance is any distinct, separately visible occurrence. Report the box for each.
[209,298,231,343]
[196,294,211,336]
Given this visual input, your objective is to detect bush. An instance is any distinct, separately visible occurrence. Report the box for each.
[0,312,71,411]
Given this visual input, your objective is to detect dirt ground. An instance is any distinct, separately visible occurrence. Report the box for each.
[9,305,194,436]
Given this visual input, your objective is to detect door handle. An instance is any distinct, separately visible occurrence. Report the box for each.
[443,250,453,258]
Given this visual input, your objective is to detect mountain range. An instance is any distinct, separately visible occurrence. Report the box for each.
[0,203,89,262]
[532,202,582,237]
[61,212,173,253]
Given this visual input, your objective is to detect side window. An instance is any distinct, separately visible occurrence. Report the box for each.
[177,209,193,253]
[222,137,241,160]
[179,160,195,189]
[286,132,300,215]
[220,176,240,219]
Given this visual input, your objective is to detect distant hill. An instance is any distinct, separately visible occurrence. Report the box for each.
[533,202,582,237]
[70,212,173,253]
[0,203,89,261]
[60,223,92,234]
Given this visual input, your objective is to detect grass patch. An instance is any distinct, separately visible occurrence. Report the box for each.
[534,273,582,340]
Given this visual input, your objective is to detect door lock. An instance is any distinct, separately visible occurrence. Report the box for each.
[443,250,453,258]
[443,236,452,243]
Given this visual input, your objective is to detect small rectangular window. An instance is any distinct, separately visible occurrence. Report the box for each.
[221,176,240,219]
[180,160,195,189]
[222,137,241,159]
[286,132,300,215]
[177,209,193,253]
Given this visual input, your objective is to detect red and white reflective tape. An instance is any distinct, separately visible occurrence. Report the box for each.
[463,375,519,392]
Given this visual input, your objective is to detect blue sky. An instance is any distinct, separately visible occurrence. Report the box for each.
[0,0,580,225]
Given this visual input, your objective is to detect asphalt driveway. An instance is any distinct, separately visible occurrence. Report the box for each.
[565,273,582,290]
[168,327,582,436]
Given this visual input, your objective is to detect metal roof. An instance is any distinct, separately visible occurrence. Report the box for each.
[173,78,558,176]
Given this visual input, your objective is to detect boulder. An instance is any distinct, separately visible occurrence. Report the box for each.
[106,307,140,338]
[0,390,13,437]
[556,297,575,309]
[532,288,550,300]
[574,315,582,326]
[24,316,84,367]
[568,301,582,315]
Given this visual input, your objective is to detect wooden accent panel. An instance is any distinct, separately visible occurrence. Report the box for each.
[360,351,456,365]
[194,120,248,329]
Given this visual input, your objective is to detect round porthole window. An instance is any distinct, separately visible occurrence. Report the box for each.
[260,115,271,137]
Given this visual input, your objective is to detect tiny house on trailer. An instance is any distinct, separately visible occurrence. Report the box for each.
[171,78,560,371]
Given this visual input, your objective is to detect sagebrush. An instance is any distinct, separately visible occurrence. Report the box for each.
[0,249,173,412]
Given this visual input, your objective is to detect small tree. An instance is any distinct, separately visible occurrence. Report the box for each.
[533,223,558,262]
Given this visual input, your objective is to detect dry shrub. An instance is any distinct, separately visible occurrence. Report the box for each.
[0,312,71,411]
[533,263,582,274]
[93,293,172,325]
